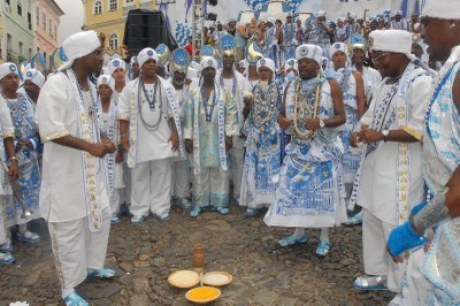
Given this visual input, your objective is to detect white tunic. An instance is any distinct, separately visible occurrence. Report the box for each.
[357,75,432,225]
[118,78,177,164]
[36,72,109,222]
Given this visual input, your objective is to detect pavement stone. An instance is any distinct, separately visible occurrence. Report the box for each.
[0,208,396,305]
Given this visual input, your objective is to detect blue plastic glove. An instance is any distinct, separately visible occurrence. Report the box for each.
[387,220,429,257]
[410,200,428,216]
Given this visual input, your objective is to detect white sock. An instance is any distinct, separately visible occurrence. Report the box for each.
[62,288,74,299]
[320,228,330,244]
[293,228,305,239]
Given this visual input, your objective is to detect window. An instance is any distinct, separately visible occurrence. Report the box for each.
[48,19,52,35]
[109,0,117,11]
[36,7,39,25]
[28,12,32,30]
[109,33,118,50]
[19,42,23,56]
[42,13,46,30]
[17,0,22,16]
[125,0,134,4]
[28,48,32,60]
[94,1,102,14]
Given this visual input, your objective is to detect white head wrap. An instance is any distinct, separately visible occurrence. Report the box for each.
[200,57,218,70]
[256,58,276,73]
[130,56,138,66]
[317,10,326,18]
[284,58,298,72]
[59,30,101,71]
[24,68,45,88]
[0,63,18,81]
[296,44,323,68]
[268,17,276,24]
[421,0,460,20]
[97,75,115,93]
[186,67,198,80]
[369,30,412,54]
[330,42,349,59]
[107,58,126,76]
[394,10,403,16]
[138,48,159,68]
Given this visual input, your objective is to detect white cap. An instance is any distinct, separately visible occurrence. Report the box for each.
[317,10,326,17]
[138,48,159,68]
[256,58,276,73]
[186,67,198,80]
[284,58,298,71]
[24,68,45,88]
[330,42,349,59]
[369,30,412,54]
[130,56,138,65]
[107,58,126,76]
[422,0,460,20]
[59,31,101,71]
[0,63,18,81]
[97,75,115,93]
[296,44,323,68]
[200,57,217,70]
[268,17,276,24]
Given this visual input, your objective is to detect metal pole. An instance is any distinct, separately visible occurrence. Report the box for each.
[201,0,206,49]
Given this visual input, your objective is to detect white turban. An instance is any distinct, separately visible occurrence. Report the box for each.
[317,10,326,18]
[24,68,45,88]
[59,30,101,71]
[107,58,126,76]
[0,63,18,81]
[284,58,298,72]
[97,75,115,93]
[296,44,323,68]
[330,42,349,59]
[268,17,276,24]
[200,57,217,70]
[186,67,198,80]
[422,0,460,20]
[256,58,276,73]
[130,56,138,66]
[138,48,159,68]
[369,30,412,55]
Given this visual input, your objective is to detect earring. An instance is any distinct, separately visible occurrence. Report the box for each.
[450,23,456,29]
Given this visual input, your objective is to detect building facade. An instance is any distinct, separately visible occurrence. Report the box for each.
[82,0,158,56]
[2,0,35,64]
[33,0,63,69]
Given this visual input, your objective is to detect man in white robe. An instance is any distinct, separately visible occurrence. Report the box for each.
[37,31,116,306]
[350,30,432,293]
[118,47,181,224]
[0,63,19,264]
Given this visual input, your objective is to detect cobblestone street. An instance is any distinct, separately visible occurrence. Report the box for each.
[0,204,394,305]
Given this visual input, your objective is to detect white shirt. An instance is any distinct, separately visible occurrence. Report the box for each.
[118,78,177,163]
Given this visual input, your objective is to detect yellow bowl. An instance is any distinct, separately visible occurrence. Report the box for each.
[168,270,200,289]
[185,286,221,304]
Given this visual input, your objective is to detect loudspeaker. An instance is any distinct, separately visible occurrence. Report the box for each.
[123,9,177,56]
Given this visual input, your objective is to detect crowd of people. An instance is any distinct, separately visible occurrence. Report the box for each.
[0,0,459,305]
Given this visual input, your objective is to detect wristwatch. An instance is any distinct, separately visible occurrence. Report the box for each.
[382,130,390,142]
[319,120,325,128]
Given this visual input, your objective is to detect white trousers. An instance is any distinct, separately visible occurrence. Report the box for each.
[48,206,111,295]
[0,196,8,245]
[120,159,132,205]
[389,248,430,306]
[130,159,171,217]
[362,208,405,292]
[229,136,245,199]
[110,189,122,214]
[170,160,191,199]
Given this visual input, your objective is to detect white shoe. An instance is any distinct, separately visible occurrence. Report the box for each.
[17,229,40,244]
